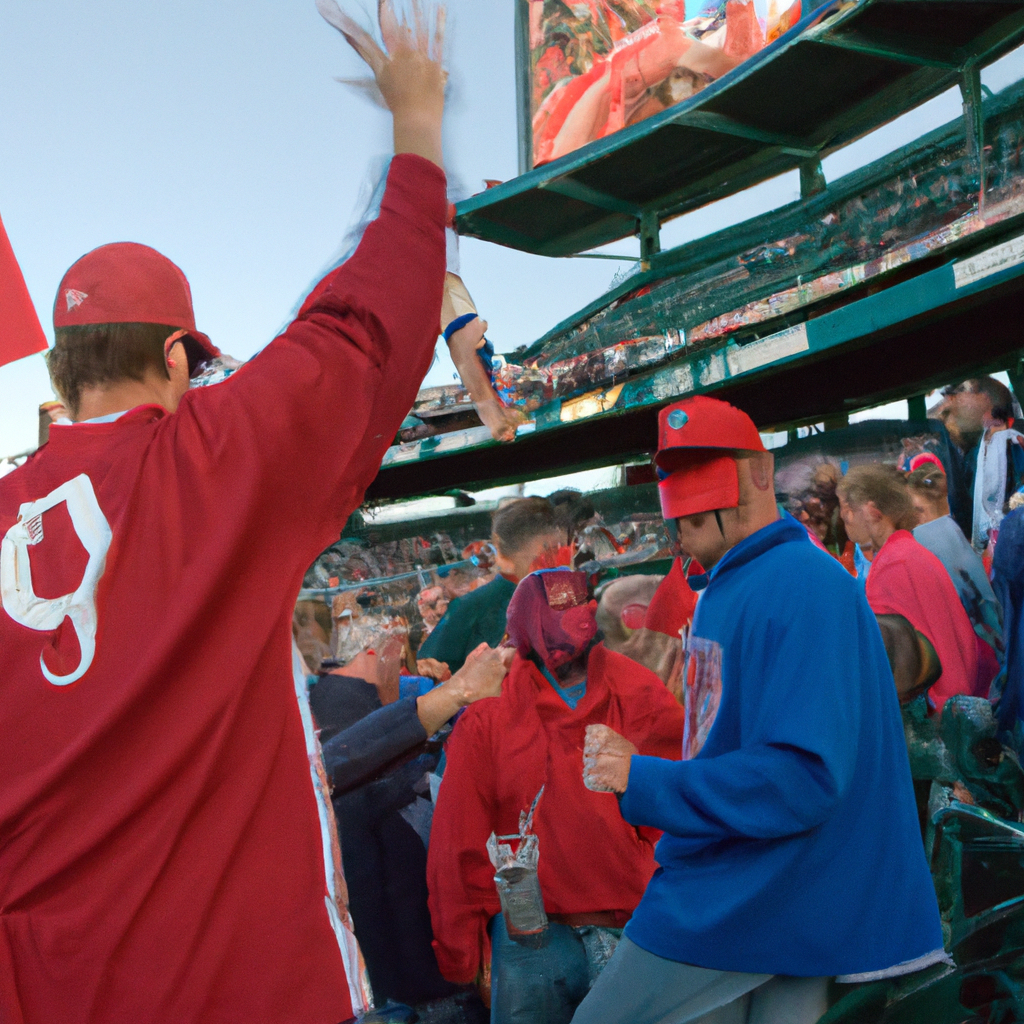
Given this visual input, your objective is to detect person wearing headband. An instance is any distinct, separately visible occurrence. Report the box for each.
[576,396,944,1024]
[907,462,1003,677]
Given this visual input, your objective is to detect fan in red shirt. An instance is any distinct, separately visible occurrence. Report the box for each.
[426,567,686,1023]
[0,10,474,1024]
[838,463,982,712]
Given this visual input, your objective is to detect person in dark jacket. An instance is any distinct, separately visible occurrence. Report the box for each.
[310,611,511,1021]
[993,506,1024,743]
[419,497,565,672]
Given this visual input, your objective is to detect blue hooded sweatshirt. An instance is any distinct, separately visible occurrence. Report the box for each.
[620,514,944,978]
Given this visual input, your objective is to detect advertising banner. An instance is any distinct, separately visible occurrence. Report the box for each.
[519,0,804,169]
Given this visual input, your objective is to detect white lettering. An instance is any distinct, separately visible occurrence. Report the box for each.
[0,474,112,685]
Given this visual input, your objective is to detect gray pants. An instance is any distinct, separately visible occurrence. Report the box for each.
[570,937,830,1024]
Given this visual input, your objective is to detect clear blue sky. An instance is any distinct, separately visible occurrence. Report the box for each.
[1,3,1022,458]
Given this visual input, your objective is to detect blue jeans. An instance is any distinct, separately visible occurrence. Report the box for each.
[489,915,616,1024]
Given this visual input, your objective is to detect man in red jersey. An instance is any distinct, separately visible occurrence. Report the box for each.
[0,9,476,1024]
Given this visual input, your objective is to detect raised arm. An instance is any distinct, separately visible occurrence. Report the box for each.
[322,645,510,793]
[174,2,450,553]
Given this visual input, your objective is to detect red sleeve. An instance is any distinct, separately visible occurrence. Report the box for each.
[170,155,446,555]
[426,707,501,985]
[626,668,686,847]
[633,681,687,761]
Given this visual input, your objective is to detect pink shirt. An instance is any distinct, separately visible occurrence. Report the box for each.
[866,530,981,712]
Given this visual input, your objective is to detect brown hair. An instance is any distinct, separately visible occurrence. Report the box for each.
[491,497,563,555]
[837,464,918,531]
[905,465,948,506]
[48,322,178,416]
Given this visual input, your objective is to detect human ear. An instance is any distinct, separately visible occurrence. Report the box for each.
[749,452,774,491]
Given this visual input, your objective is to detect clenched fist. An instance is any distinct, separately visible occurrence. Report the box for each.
[415,643,513,737]
[583,724,637,794]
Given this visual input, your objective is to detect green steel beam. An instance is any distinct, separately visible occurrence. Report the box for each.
[816,34,961,70]
[676,110,819,158]
[639,210,661,266]
[799,159,827,198]
[540,178,642,217]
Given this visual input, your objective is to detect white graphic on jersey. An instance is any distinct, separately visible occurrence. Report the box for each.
[681,625,723,760]
[0,474,112,685]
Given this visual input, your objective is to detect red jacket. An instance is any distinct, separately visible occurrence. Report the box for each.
[427,643,686,984]
[0,155,445,1024]
[866,529,981,712]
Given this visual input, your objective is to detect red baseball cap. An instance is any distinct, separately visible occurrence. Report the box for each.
[53,243,219,372]
[655,396,766,519]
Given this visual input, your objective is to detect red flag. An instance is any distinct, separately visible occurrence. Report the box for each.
[0,214,47,369]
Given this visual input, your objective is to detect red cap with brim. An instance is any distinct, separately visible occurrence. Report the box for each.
[655,396,765,519]
[53,242,219,372]
[658,452,740,519]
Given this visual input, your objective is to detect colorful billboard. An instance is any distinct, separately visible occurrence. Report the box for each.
[520,0,804,168]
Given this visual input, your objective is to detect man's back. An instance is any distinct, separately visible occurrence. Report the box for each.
[0,153,447,1024]
[0,408,357,1023]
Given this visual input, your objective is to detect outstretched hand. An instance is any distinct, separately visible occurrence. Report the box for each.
[317,0,446,166]
[447,318,528,443]
[451,642,514,704]
[414,642,511,736]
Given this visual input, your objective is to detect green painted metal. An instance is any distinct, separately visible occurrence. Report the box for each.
[373,230,1024,496]
[799,158,827,198]
[456,0,1024,258]
[519,69,1022,364]
[540,177,642,217]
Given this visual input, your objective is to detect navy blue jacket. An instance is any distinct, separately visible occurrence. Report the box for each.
[620,515,944,977]
[993,508,1024,741]
[312,676,459,1006]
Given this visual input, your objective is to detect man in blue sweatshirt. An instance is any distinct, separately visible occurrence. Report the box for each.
[574,396,944,1024]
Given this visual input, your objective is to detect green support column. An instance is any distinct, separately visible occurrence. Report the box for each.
[908,394,928,424]
[960,65,986,209]
[800,159,827,198]
[638,209,662,269]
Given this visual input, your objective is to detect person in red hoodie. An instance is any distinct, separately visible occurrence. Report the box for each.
[837,463,983,712]
[427,567,686,1024]
[0,10,458,1024]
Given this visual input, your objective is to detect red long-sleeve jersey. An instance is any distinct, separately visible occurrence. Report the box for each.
[427,643,686,984]
[0,154,446,1024]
